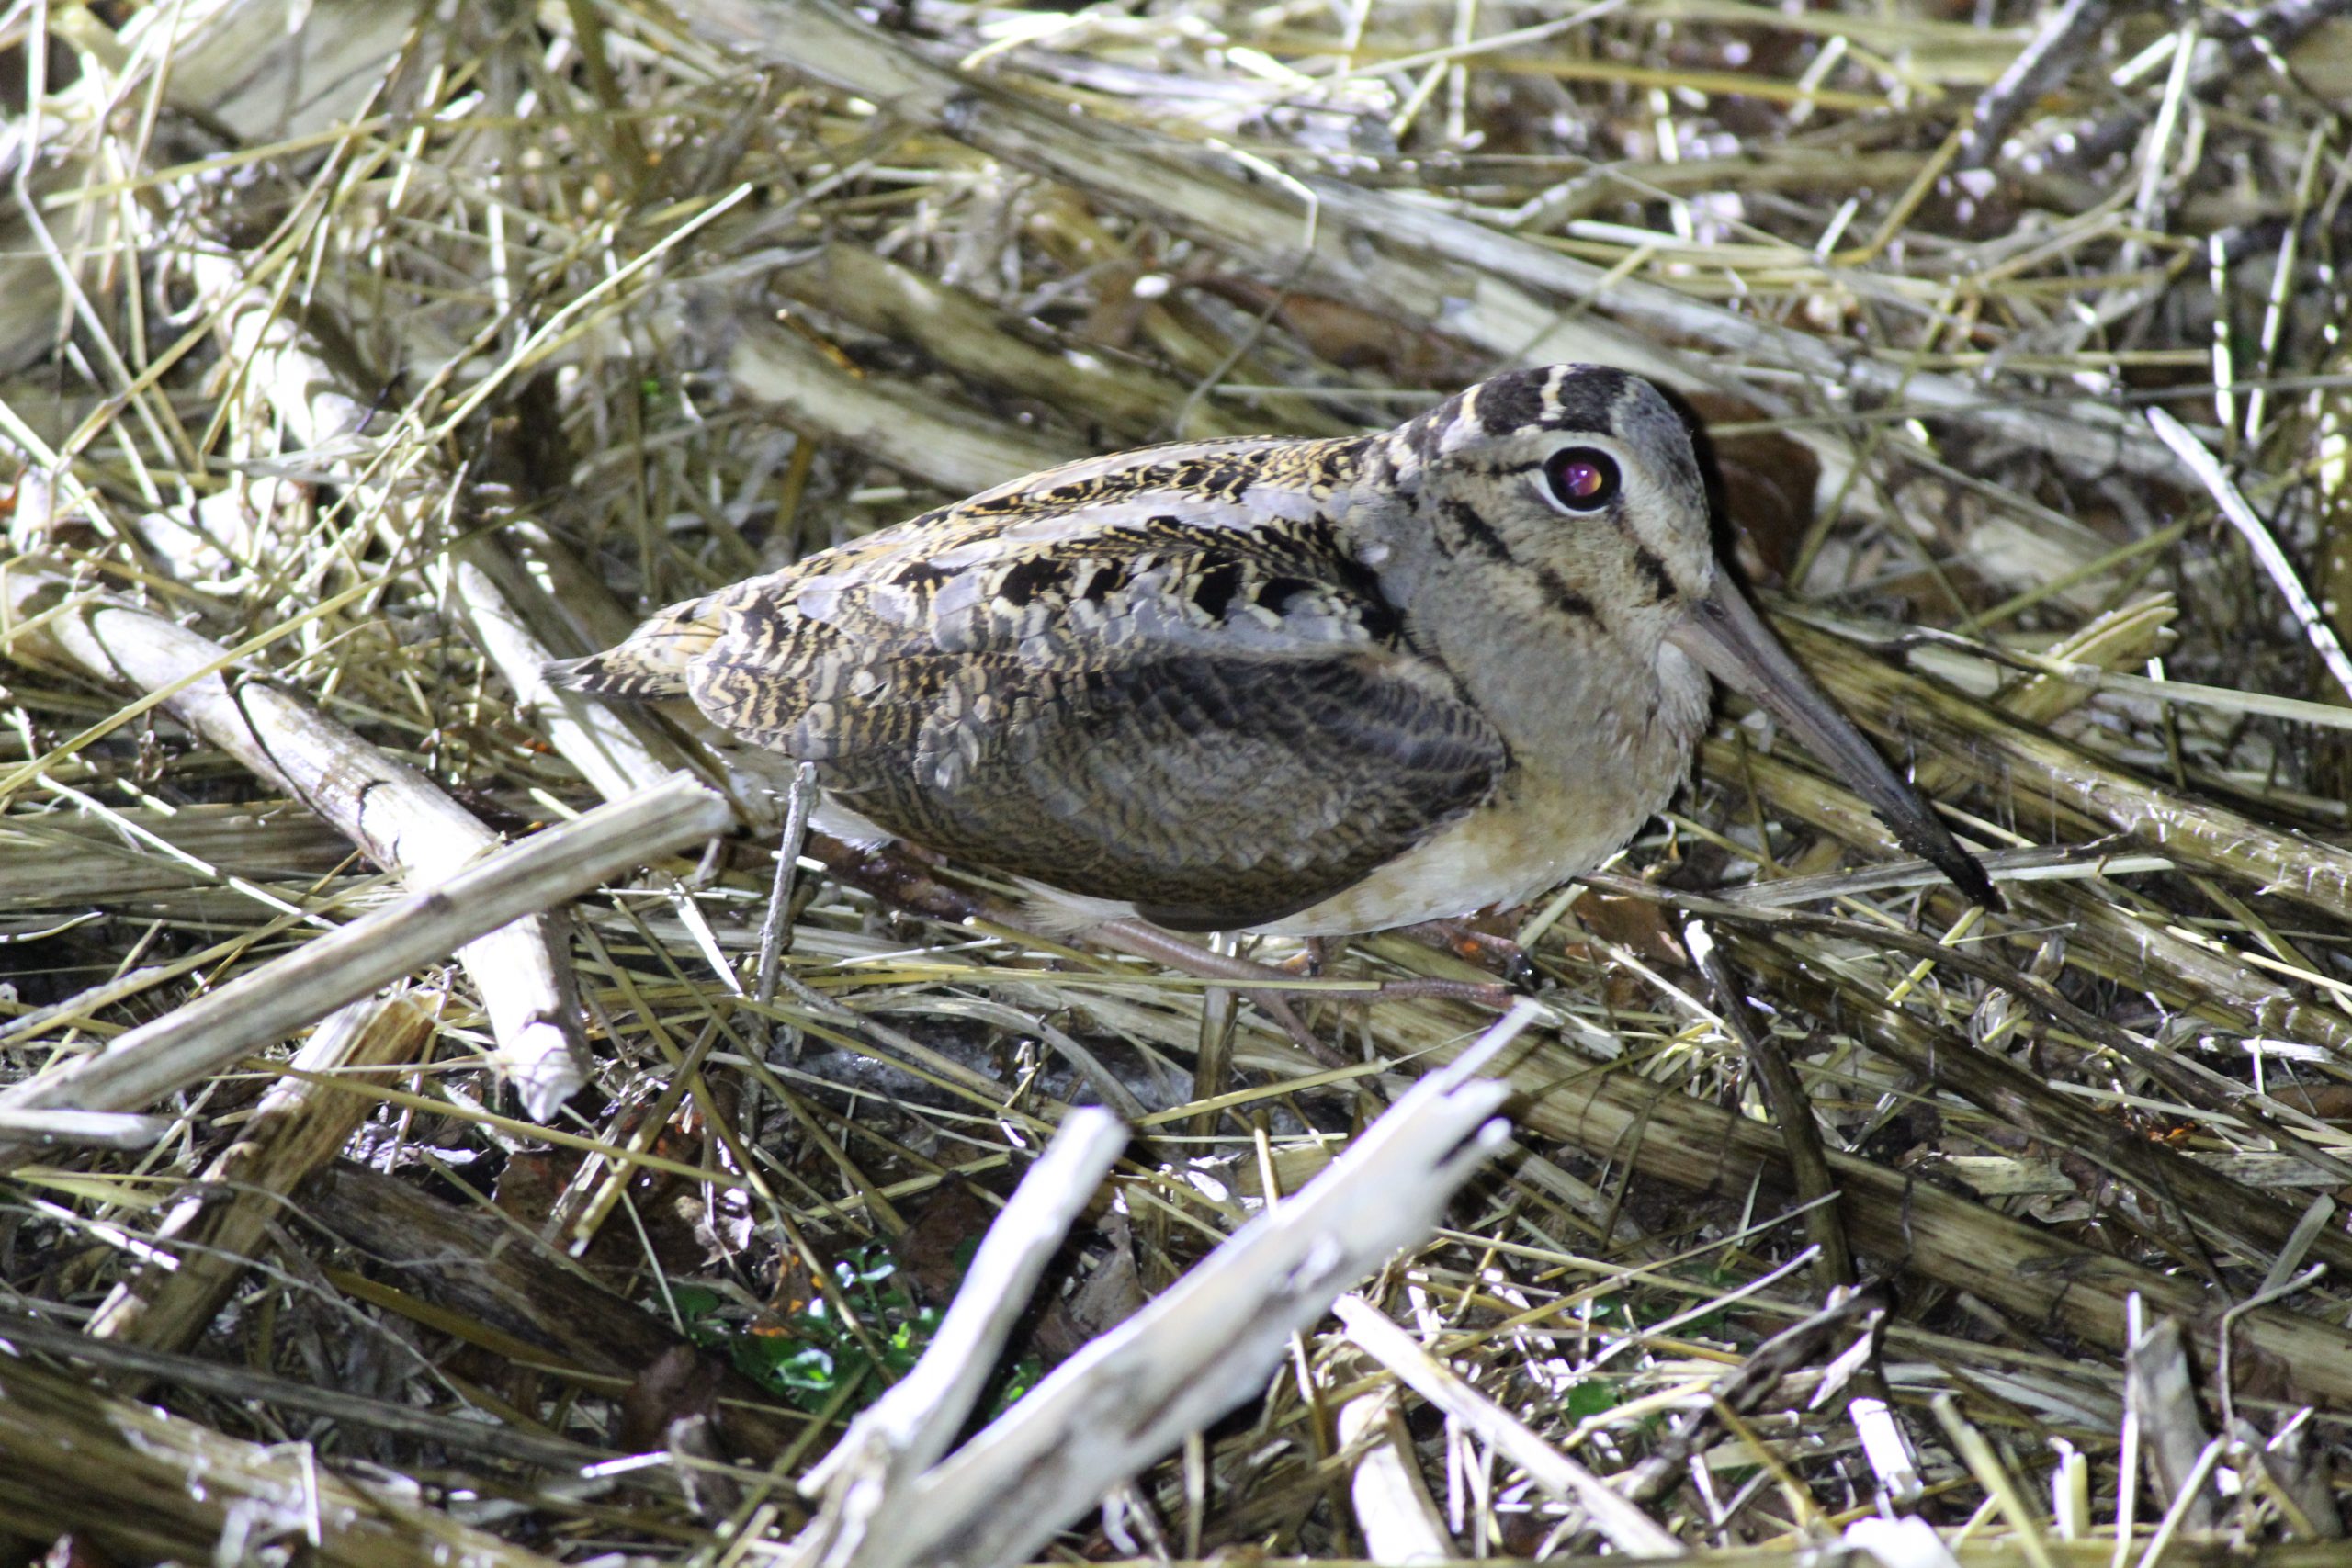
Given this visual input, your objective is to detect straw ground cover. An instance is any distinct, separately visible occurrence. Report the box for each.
[5,0,2352,1561]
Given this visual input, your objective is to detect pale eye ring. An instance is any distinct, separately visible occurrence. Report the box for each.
[1542,446,1621,513]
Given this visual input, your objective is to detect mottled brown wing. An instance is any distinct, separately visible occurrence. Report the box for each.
[714,644,1500,928]
[679,527,1505,930]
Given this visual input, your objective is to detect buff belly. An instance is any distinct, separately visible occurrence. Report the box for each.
[823,649,1706,938]
[1251,766,1679,935]
[1001,762,1683,938]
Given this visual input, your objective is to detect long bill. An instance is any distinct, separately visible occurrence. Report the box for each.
[1667,579,2000,909]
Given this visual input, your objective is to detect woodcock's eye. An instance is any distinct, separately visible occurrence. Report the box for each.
[1541,446,1621,513]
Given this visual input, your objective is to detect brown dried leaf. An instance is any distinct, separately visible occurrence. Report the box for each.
[1687,391,1820,586]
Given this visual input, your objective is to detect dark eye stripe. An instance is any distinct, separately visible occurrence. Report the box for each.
[1545,578,1598,618]
[1437,498,1597,621]
[1632,546,1677,602]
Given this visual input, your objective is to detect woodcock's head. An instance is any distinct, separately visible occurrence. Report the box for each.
[1362,364,1997,908]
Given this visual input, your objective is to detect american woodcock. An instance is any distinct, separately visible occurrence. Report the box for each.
[548,365,1995,933]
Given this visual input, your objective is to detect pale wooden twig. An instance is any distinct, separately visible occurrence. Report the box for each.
[791,1108,1129,1567]
[1,557,587,1116]
[1333,1293,1685,1559]
[753,761,820,1008]
[1843,1516,1968,1568]
[2146,407,2352,706]
[0,1109,169,1147]
[439,534,694,807]
[2125,1318,2219,1533]
[84,993,436,1361]
[0,773,731,1168]
[799,1000,1536,1568]
[22,232,601,1115]
[1336,1386,1456,1563]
